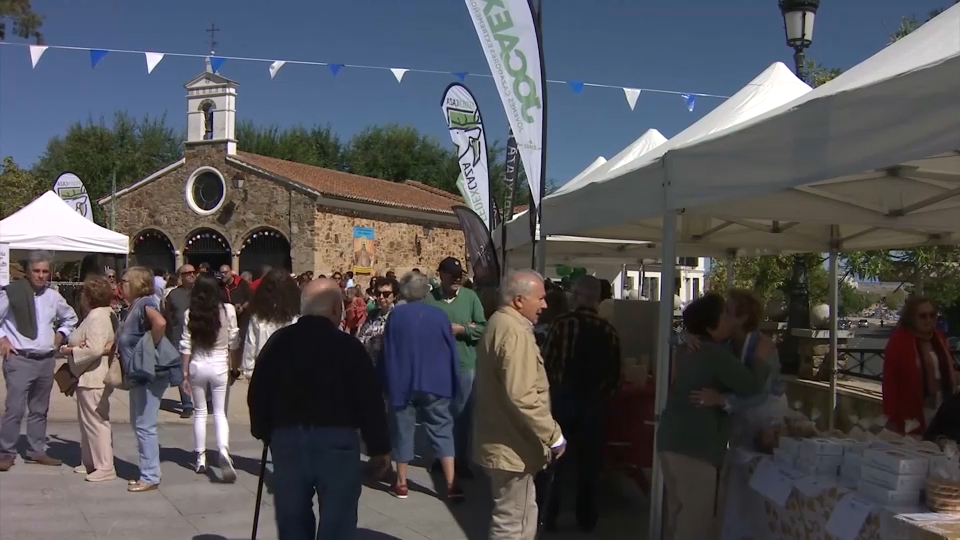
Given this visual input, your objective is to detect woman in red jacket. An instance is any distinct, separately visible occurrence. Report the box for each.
[883,295,959,434]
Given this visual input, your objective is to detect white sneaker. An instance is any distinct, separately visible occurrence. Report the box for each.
[74,464,89,474]
[220,449,237,483]
[194,451,207,474]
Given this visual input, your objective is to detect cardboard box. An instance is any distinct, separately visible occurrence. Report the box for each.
[778,436,802,455]
[863,448,930,476]
[910,447,949,468]
[840,463,861,480]
[860,464,927,492]
[857,478,921,506]
[773,448,795,467]
[797,454,843,470]
[843,453,864,467]
[798,438,844,461]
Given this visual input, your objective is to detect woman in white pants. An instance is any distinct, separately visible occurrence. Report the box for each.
[180,274,240,481]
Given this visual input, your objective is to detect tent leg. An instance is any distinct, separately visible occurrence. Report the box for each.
[649,210,677,540]
[725,249,736,291]
[828,228,839,430]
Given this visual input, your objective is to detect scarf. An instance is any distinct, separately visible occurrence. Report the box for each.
[4,279,39,340]
[916,332,954,404]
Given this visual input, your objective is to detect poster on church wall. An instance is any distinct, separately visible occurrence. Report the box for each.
[52,172,94,221]
[352,226,375,275]
[0,243,9,286]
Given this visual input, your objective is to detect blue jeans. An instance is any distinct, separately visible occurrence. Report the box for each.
[129,376,168,484]
[178,382,193,410]
[388,391,454,463]
[451,367,475,464]
[271,427,362,540]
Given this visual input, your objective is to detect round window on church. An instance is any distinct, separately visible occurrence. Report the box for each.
[185,167,226,215]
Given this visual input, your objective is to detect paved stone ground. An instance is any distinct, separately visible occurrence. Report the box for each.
[0,422,648,540]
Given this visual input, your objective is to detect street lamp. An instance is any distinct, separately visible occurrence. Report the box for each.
[779,0,819,79]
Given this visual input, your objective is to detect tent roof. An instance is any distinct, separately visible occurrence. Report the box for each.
[544,62,812,239]
[0,191,129,254]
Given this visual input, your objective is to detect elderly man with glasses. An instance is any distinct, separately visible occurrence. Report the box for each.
[162,264,198,418]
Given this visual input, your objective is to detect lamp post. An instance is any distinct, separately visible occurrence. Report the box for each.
[778,0,819,375]
[779,0,819,78]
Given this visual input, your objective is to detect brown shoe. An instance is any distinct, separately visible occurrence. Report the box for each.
[0,455,14,472]
[24,454,61,467]
[127,480,159,493]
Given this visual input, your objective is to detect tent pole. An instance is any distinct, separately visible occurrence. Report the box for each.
[649,210,677,540]
[725,249,736,291]
[828,226,839,430]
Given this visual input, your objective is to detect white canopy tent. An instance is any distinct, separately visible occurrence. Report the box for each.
[544,5,960,247]
[532,8,960,539]
[543,61,813,239]
[0,191,129,255]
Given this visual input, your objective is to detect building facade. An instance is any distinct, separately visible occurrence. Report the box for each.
[100,61,465,277]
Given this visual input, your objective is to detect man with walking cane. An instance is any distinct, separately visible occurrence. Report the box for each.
[474,270,566,540]
[248,278,391,540]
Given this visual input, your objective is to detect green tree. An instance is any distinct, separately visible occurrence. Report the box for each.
[0,156,43,218]
[236,121,343,170]
[0,0,43,43]
[838,283,872,316]
[31,112,182,225]
[342,124,461,193]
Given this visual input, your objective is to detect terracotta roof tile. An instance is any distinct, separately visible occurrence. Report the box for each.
[403,180,463,202]
[234,152,457,214]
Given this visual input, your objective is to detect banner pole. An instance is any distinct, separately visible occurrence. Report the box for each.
[533,0,548,276]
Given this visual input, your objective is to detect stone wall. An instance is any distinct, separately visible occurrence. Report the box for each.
[313,205,464,277]
[109,143,316,273]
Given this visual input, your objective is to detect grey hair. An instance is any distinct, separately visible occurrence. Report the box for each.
[399,272,431,301]
[26,250,53,269]
[500,269,544,306]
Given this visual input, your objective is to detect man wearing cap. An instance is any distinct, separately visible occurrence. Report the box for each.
[162,264,197,418]
[426,257,486,479]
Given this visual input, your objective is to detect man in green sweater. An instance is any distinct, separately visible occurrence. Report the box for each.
[427,257,486,478]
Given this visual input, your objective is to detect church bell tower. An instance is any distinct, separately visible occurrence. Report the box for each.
[184,57,239,155]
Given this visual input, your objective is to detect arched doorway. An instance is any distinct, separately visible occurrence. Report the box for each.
[239,228,292,278]
[131,230,175,273]
[183,229,231,271]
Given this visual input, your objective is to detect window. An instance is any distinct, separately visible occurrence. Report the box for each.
[201,102,215,140]
[185,167,226,216]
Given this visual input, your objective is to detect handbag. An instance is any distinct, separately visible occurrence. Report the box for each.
[105,311,129,390]
[54,363,78,397]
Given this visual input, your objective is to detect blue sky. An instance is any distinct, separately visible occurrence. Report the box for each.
[0,0,947,186]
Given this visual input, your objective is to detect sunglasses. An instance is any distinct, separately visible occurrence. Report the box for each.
[376,290,394,298]
[180,270,196,276]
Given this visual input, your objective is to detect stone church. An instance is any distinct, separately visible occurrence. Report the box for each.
[100,59,465,278]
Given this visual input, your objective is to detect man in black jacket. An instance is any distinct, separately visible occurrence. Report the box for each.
[248,278,390,540]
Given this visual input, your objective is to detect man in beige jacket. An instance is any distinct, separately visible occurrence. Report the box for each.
[474,269,566,540]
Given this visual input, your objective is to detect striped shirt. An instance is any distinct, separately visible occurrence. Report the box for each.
[542,306,621,397]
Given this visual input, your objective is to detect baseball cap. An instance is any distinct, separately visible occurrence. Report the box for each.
[437,257,463,279]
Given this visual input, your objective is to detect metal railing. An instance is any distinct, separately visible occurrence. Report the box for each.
[838,347,960,383]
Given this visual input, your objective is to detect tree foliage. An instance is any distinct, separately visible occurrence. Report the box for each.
[0,0,43,43]
[0,156,42,219]
[236,121,343,170]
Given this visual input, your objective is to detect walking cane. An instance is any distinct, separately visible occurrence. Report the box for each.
[535,463,557,540]
[251,444,269,540]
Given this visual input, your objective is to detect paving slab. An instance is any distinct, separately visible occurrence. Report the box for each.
[0,421,647,540]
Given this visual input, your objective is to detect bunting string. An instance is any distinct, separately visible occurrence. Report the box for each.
[2,41,729,112]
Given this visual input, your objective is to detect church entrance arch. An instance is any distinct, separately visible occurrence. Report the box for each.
[183,229,232,271]
[239,228,291,278]
[131,230,176,273]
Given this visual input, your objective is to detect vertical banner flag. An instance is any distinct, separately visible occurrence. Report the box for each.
[53,172,94,221]
[503,129,521,220]
[441,83,492,230]
[463,0,544,208]
[452,206,501,289]
[0,243,9,287]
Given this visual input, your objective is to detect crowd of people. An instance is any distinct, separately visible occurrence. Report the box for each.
[3,239,959,540]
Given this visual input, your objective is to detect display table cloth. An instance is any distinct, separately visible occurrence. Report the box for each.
[720,451,960,540]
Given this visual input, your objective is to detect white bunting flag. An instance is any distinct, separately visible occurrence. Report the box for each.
[623,88,641,111]
[269,60,286,79]
[29,45,48,68]
[144,52,164,74]
[390,68,408,83]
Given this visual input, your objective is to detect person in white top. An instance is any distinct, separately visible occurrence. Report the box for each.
[241,269,301,379]
[179,274,240,480]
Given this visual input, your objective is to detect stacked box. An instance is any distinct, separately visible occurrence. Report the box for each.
[840,452,864,486]
[796,438,844,476]
[857,449,928,506]
[775,437,801,468]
